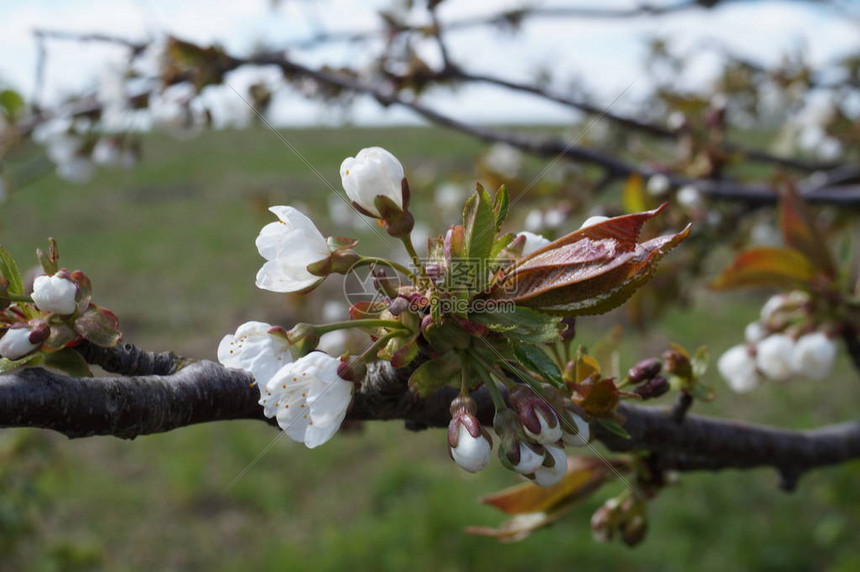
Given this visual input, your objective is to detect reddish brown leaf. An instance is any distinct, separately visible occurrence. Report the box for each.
[779,185,836,280]
[711,247,816,290]
[488,207,691,316]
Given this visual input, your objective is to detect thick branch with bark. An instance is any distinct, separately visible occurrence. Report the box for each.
[1,343,858,485]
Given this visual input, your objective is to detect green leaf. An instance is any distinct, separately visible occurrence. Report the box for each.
[490,232,516,262]
[512,342,563,386]
[492,185,509,231]
[0,352,43,374]
[0,89,25,119]
[471,305,563,344]
[597,418,630,439]
[408,352,462,397]
[691,345,709,379]
[43,348,93,377]
[0,245,25,296]
[462,183,496,291]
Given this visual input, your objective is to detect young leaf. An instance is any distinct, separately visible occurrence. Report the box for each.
[43,348,93,377]
[0,352,43,374]
[462,184,496,290]
[711,247,815,290]
[488,206,690,316]
[492,185,510,232]
[407,352,462,397]
[597,418,630,439]
[470,306,563,344]
[779,185,836,280]
[512,342,563,386]
[74,305,121,347]
[0,245,25,296]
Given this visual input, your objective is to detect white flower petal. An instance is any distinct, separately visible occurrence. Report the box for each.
[517,231,551,257]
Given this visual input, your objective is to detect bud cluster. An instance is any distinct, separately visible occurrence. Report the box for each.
[446,384,591,488]
[717,291,838,393]
[591,494,648,546]
[0,242,121,363]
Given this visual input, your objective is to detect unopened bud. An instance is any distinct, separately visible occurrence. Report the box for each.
[448,396,492,473]
[627,358,662,384]
[633,376,670,399]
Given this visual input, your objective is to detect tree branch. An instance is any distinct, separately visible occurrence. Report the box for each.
[1,343,858,485]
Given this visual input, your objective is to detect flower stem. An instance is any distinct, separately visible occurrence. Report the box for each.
[316,319,407,334]
[354,256,417,280]
[469,351,509,411]
[6,294,32,303]
[399,236,427,279]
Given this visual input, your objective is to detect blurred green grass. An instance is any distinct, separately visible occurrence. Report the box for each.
[1,126,858,572]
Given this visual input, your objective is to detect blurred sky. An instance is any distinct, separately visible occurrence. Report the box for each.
[0,0,858,126]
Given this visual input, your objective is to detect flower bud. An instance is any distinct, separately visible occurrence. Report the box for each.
[493,408,544,474]
[717,345,762,393]
[580,215,609,229]
[340,147,406,218]
[744,321,767,343]
[632,376,670,399]
[620,514,648,547]
[448,396,492,473]
[31,273,78,315]
[517,231,551,257]
[560,317,576,341]
[627,358,662,384]
[0,326,42,360]
[561,411,590,447]
[509,386,563,445]
[791,332,837,380]
[531,443,568,487]
[756,334,795,380]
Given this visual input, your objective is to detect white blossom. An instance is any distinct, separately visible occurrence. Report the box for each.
[340,147,405,217]
[561,413,590,447]
[676,185,704,210]
[580,215,609,229]
[717,344,762,393]
[483,143,523,178]
[92,138,124,167]
[543,208,565,229]
[791,332,837,380]
[517,231,551,257]
[434,182,466,213]
[450,422,492,473]
[522,409,563,444]
[217,321,293,416]
[0,327,40,360]
[523,209,544,232]
[31,274,78,315]
[756,334,796,381]
[56,157,94,184]
[646,173,671,196]
[744,321,768,344]
[263,352,354,448]
[532,444,568,487]
[255,206,330,293]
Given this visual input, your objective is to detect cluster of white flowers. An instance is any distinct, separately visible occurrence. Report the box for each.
[217,146,414,447]
[718,292,838,393]
[218,322,353,448]
[523,205,568,233]
[34,118,138,185]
